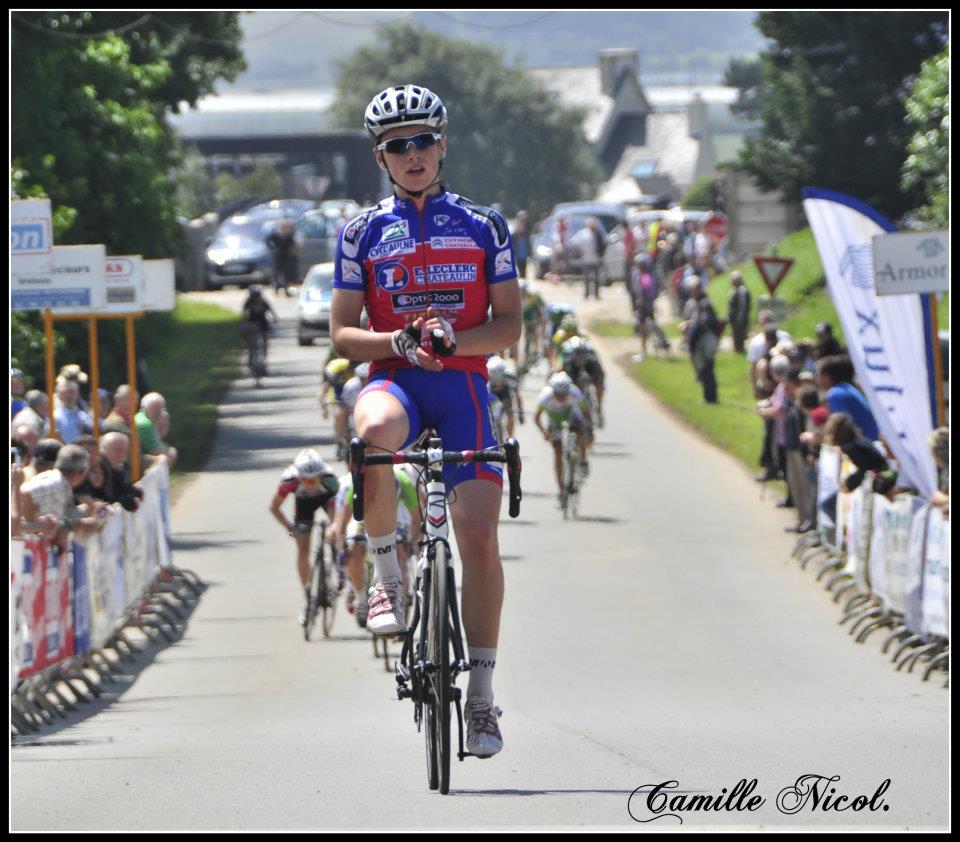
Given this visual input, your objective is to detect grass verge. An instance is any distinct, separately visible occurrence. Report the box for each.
[136,298,242,485]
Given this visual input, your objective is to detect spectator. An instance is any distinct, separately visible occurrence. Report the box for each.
[103,384,138,436]
[782,369,815,532]
[94,387,112,430]
[570,216,603,300]
[12,389,50,437]
[53,377,94,444]
[12,425,40,477]
[727,271,751,353]
[757,354,792,501]
[57,364,91,411]
[510,210,530,280]
[747,312,792,392]
[818,355,880,442]
[11,368,28,418]
[680,276,720,404]
[265,216,300,294]
[19,443,101,550]
[99,431,144,512]
[815,322,845,359]
[29,439,63,478]
[136,392,178,468]
[928,427,949,519]
[10,463,59,541]
[550,214,568,283]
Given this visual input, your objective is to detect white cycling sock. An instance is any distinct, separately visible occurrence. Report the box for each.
[467,646,497,700]
[368,533,401,582]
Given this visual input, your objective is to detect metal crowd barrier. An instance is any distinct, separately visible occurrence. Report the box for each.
[10,462,205,735]
[791,445,949,685]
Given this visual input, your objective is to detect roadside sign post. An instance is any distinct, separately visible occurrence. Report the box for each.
[88,317,100,444]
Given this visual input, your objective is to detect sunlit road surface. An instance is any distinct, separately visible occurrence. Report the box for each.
[11,282,948,831]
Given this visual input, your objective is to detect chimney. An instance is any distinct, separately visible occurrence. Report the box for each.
[599,48,640,98]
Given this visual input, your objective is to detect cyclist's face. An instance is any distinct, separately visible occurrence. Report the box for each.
[375,125,446,194]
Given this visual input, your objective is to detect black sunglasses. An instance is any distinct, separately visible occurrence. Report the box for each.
[376,131,442,155]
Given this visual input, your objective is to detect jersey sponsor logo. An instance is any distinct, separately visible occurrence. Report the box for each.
[344,210,372,245]
[413,263,479,285]
[392,288,466,313]
[369,237,416,259]
[376,260,411,292]
[433,215,450,226]
[494,248,514,276]
[429,236,480,250]
[340,259,363,285]
[454,197,510,247]
[381,219,409,242]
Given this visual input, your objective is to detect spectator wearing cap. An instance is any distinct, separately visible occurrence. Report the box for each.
[99,431,144,512]
[815,323,845,360]
[11,368,28,418]
[103,384,138,437]
[727,272,751,353]
[19,443,101,550]
[818,355,880,442]
[53,377,94,444]
[136,392,178,468]
[12,390,50,438]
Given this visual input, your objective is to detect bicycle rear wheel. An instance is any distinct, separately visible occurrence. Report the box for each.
[425,543,451,793]
[320,541,337,639]
[304,555,322,642]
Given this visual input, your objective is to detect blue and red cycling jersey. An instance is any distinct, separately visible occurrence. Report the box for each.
[333,188,518,378]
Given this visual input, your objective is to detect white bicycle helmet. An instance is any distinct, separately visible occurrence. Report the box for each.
[354,362,371,381]
[294,448,328,480]
[364,84,448,141]
[486,356,507,380]
[549,371,573,396]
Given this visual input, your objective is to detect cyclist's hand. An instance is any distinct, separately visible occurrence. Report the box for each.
[423,307,457,357]
[391,320,444,372]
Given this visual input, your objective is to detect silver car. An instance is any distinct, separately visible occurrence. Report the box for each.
[297,262,335,346]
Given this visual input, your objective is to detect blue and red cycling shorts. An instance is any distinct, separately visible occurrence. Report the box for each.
[355,367,503,492]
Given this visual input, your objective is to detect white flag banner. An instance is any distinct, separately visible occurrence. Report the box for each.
[802,188,938,498]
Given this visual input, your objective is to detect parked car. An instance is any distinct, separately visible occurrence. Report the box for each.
[204,213,284,290]
[294,209,340,280]
[297,262,335,346]
[530,202,626,279]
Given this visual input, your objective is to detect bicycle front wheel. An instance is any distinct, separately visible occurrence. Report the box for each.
[320,541,337,639]
[426,543,451,794]
[304,556,322,642]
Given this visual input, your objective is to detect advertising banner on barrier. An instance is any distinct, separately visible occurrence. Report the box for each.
[11,541,26,692]
[882,496,921,616]
[921,507,949,638]
[842,486,865,582]
[88,509,125,650]
[867,494,890,604]
[817,446,841,533]
[123,506,151,611]
[802,188,938,497]
[71,542,92,656]
[18,541,75,679]
[903,505,930,633]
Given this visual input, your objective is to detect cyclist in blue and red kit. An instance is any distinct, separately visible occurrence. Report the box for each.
[331,84,520,757]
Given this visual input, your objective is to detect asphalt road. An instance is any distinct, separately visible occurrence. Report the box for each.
[11,280,949,831]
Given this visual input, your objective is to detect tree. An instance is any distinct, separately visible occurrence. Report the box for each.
[735,12,947,221]
[329,23,602,221]
[723,56,764,123]
[901,47,948,229]
[12,12,245,256]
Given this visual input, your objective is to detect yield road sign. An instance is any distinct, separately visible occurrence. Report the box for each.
[753,256,795,295]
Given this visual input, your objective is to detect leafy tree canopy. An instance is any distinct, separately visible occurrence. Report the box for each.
[901,46,949,229]
[735,11,947,221]
[329,23,602,221]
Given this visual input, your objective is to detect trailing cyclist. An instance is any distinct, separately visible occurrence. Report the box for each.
[549,313,581,370]
[268,449,340,627]
[558,336,605,428]
[486,356,524,441]
[534,371,593,505]
[330,83,521,756]
[518,279,546,372]
[544,302,575,366]
[319,354,356,456]
[241,286,277,373]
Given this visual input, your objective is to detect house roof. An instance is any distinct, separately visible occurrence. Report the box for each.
[169,89,339,139]
[596,112,701,203]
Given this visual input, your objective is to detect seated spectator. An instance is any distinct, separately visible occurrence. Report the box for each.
[99,431,144,512]
[11,368,28,418]
[12,389,50,437]
[19,443,102,550]
[818,355,880,442]
[53,377,94,444]
[136,392,178,468]
[928,427,949,520]
[815,322,845,359]
[103,384,138,436]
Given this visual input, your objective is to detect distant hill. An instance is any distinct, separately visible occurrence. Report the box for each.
[228,10,766,92]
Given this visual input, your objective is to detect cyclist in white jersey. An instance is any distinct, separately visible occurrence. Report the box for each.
[535,372,593,502]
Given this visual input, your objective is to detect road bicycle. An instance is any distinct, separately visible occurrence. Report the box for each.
[575,371,603,430]
[303,520,339,641]
[559,421,586,520]
[242,324,268,388]
[349,433,522,795]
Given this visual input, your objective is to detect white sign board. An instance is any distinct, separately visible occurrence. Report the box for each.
[11,199,57,309]
[142,259,176,312]
[52,254,144,314]
[872,230,948,296]
[26,245,108,312]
